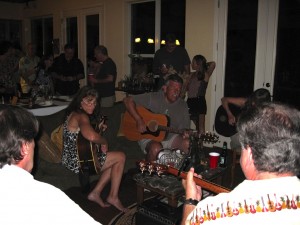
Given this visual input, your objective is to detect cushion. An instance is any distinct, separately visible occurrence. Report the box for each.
[37,131,62,163]
[50,124,63,153]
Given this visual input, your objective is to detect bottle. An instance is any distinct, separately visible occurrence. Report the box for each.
[219,141,227,167]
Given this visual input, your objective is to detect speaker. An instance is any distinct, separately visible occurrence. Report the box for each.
[135,198,183,225]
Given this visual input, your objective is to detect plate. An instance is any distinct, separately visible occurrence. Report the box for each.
[18,98,30,104]
[38,101,53,106]
[53,95,72,102]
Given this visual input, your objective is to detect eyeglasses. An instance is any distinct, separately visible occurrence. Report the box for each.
[82,98,97,106]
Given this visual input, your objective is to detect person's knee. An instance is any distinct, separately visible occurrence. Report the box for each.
[146,141,162,161]
[117,151,126,163]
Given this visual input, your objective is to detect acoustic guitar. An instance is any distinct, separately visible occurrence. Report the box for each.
[214,104,241,137]
[137,160,231,194]
[122,106,219,143]
[76,115,107,175]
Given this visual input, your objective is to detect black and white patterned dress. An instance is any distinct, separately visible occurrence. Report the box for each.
[61,114,107,174]
[61,116,80,174]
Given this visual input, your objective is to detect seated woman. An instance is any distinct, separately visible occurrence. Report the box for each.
[61,85,128,212]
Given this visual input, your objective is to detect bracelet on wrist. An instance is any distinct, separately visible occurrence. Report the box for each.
[183,198,199,206]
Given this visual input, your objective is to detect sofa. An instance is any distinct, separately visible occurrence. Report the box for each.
[33,101,145,190]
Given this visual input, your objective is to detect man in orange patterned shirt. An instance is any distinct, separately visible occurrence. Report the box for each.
[181,102,300,225]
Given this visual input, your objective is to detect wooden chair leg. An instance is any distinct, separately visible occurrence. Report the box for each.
[230,148,241,188]
[230,149,237,188]
[136,184,144,205]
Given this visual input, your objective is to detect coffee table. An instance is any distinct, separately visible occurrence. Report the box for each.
[134,150,232,208]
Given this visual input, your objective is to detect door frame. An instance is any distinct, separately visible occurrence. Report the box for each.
[211,0,279,146]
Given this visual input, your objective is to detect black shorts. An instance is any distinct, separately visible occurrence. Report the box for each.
[187,97,207,115]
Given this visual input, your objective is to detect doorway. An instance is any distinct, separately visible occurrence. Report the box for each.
[213,0,300,143]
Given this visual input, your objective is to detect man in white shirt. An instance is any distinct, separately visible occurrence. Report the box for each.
[181,102,300,225]
[0,104,101,225]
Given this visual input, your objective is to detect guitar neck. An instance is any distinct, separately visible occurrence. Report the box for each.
[157,125,185,135]
[167,166,231,194]
[157,125,202,138]
[157,125,208,140]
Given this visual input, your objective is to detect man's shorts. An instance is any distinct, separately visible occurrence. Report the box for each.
[138,134,180,155]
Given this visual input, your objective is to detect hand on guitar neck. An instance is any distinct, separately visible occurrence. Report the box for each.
[95,115,108,135]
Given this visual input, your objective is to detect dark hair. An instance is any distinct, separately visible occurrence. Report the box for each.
[244,88,271,109]
[0,105,39,168]
[165,33,176,43]
[164,73,183,85]
[65,86,100,119]
[237,102,300,175]
[0,40,12,55]
[64,43,75,50]
[94,45,108,56]
[193,55,208,80]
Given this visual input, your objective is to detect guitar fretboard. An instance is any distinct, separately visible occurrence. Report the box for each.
[157,125,219,143]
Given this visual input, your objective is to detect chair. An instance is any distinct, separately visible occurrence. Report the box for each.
[230,147,241,188]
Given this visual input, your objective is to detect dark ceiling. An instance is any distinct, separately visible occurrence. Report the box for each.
[0,0,33,3]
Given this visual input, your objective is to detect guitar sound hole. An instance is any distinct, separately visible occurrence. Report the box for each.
[147,120,158,132]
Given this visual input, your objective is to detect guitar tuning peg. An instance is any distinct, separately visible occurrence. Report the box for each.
[148,164,154,175]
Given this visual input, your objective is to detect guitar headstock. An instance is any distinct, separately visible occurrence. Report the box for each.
[198,132,219,144]
[137,160,168,176]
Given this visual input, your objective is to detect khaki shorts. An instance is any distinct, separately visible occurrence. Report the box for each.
[138,134,180,154]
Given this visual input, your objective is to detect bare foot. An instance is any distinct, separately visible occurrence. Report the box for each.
[106,196,129,213]
[87,192,111,208]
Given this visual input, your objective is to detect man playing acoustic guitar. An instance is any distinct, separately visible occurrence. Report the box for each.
[61,86,128,212]
[123,73,191,161]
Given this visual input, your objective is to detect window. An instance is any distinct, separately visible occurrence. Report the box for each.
[0,19,22,47]
[130,0,186,74]
[224,0,258,97]
[66,17,78,57]
[273,0,300,109]
[86,14,100,59]
[31,17,53,57]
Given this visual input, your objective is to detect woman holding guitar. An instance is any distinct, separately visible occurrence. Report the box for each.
[61,86,128,212]
[221,88,271,149]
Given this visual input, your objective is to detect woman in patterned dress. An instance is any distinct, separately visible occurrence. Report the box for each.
[62,86,128,212]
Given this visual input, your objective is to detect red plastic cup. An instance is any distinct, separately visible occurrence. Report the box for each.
[88,73,95,79]
[209,152,220,169]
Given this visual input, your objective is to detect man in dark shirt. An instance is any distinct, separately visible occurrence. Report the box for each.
[89,45,117,107]
[153,33,191,88]
[52,43,85,95]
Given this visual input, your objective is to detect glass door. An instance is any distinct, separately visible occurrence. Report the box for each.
[273,0,300,109]
[63,7,102,86]
[213,0,300,143]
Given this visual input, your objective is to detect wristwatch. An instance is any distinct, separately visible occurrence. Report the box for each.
[183,198,199,206]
